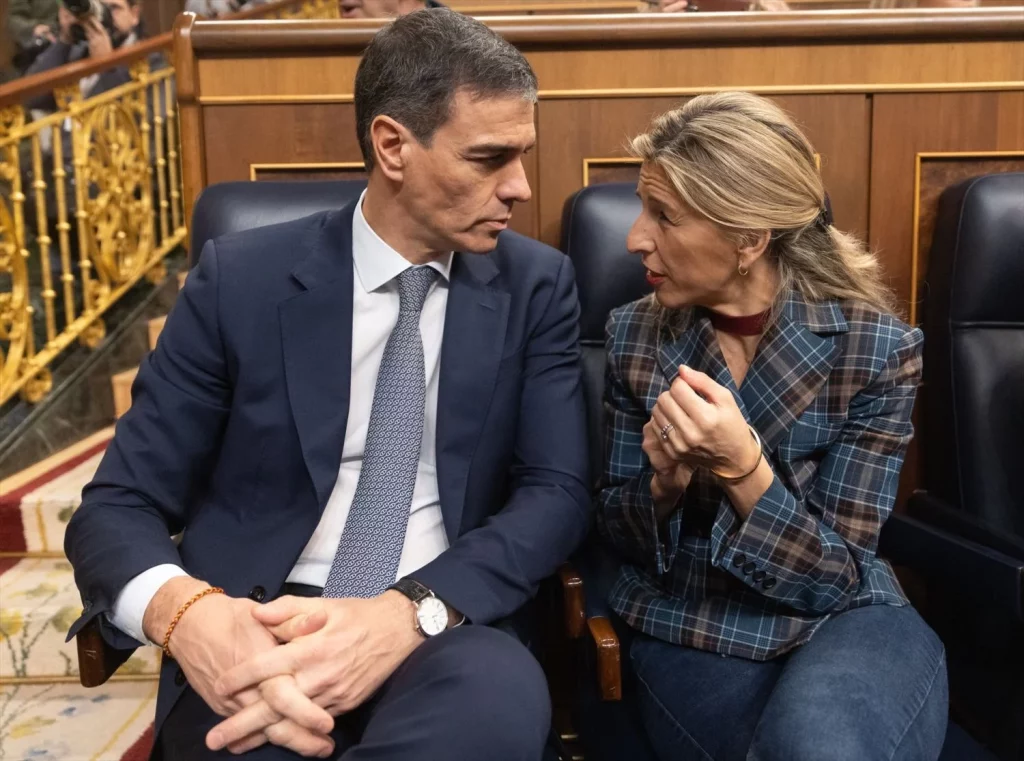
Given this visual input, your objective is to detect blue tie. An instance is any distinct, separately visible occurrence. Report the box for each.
[322,266,440,598]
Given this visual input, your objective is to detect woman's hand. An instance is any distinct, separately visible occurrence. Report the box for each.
[642,418,694,515]
[652,365,760,478]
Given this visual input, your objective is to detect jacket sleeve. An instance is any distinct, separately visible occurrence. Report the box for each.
[412,255,592,624]
[594,311,683,574]
[64,242,233,648]
[23,41,75,111]
[711,328,924,614]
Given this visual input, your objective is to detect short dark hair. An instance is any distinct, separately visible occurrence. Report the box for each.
[354,8,538,171]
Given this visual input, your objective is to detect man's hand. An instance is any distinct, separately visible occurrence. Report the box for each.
[32,23,56,41]
[143,578,334,756]
[83,16,112,57]
[207,592,423,751]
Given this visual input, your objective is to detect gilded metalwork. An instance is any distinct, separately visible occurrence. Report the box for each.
[0,0,330,406]
[19,368,52,404]
[0,66,186,405]
[78,318,106,349]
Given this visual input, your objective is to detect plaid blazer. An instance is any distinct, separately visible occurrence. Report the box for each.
[596,290,923,661]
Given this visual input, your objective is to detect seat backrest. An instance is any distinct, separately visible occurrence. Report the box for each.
[188,180,368,266]
[561,183,650,484]
[921,172,1024,537]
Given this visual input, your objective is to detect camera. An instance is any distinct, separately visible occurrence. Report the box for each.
[63,0,125,48]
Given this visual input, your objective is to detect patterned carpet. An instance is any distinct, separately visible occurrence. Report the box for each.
[1,430,158,760]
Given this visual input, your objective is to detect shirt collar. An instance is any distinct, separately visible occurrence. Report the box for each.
[351,190,453,293]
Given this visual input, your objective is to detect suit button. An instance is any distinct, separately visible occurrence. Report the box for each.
[742,562,756,576]
[732,554,747,568]
[752,570,766,582]
[248,586,266,602]
[763,577,777,590]
[174,668,186,686]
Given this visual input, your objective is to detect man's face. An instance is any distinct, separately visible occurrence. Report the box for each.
[103,0,139,34]
[395,89,535,254]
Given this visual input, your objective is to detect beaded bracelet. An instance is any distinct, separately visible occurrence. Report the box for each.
[162,586,224,659]
[710,426,764,483]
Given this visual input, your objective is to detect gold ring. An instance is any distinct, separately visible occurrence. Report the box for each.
[660,423,675,441]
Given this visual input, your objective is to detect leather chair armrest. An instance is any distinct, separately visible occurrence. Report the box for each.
[587,616,623,701]
[559,564,586,640]
[76,617,132,687]
[879,510,1024,623]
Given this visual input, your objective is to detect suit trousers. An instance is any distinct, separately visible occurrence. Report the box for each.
[156,623,551,761]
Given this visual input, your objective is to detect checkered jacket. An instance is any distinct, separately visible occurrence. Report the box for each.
[595,291,923,661]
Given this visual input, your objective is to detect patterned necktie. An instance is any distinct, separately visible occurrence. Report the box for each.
[322,266,440,598]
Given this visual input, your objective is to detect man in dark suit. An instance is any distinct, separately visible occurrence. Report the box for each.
[64,9,590,759]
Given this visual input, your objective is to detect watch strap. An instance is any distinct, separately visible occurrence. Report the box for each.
[388,577,432,604]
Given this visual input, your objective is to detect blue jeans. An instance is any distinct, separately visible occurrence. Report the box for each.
[630,604,949,761]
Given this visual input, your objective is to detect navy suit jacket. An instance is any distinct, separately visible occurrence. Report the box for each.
[65,202,591,731]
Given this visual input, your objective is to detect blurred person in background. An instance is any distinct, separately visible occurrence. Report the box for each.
[337,0,442,20]
[8,0,58,70]
[22,0,150,107]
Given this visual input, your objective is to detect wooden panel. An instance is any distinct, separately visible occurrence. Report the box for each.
[193,39,1024,102]
[527,40,1024,94]
[201,102,539,238]
[869,91,1024,319]
[252,164,367,182]
[202,103,364,185]
[0,0,11,74]
[537,94,870,246]
[198,56,363,99]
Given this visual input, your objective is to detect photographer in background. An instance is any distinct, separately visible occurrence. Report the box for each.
[8,0,58,70]
[22,0,151,109]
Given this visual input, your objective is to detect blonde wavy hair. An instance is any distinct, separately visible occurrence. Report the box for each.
[628,91,897,315]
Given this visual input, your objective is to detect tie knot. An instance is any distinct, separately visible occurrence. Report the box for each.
[396,266,439,313]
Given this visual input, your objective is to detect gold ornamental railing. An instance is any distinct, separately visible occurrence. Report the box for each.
[0,0,338,407]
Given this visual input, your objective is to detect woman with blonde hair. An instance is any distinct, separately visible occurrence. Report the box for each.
[597,91,948,760]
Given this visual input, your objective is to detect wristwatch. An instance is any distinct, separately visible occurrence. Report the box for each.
[388,578,450,638]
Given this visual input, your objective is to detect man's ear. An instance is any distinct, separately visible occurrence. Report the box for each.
[737,229,771,272]
[370,115,410,182]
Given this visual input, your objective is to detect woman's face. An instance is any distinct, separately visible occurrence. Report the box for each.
[627,161,744,311]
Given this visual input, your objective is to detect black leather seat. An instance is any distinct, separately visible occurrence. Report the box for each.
[560,180,1011,761]
[894,173,1024,760]
[189,180,368,265]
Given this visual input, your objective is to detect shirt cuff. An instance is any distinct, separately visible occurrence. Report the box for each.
[108,564,189,646]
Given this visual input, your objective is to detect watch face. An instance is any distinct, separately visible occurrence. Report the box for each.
[416,596,448,637]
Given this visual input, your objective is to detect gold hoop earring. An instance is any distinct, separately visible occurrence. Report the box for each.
[738,262,749,276]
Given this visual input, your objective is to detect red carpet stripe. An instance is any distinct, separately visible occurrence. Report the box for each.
[0,436,111,553]
[120,723,155,761]
[0,437,112,507]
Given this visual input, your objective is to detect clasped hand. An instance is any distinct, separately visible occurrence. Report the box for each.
[169,588,420,757]
[204,592,422,756]
[642,365,759,493]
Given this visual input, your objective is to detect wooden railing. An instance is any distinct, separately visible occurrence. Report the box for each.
[0,0,338,406]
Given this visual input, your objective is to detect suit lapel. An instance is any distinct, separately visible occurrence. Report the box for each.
[740,294,846,452]
[436,253,509,541]
[279,206,355,511]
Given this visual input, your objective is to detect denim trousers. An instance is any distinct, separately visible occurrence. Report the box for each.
[629,604,949,761]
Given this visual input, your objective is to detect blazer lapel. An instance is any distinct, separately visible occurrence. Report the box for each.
[279,206,355,511]
[658,309,736,402]
[740,294,846,452]
[436,252,510,541]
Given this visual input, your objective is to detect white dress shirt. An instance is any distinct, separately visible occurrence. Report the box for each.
[109,192,452,644]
